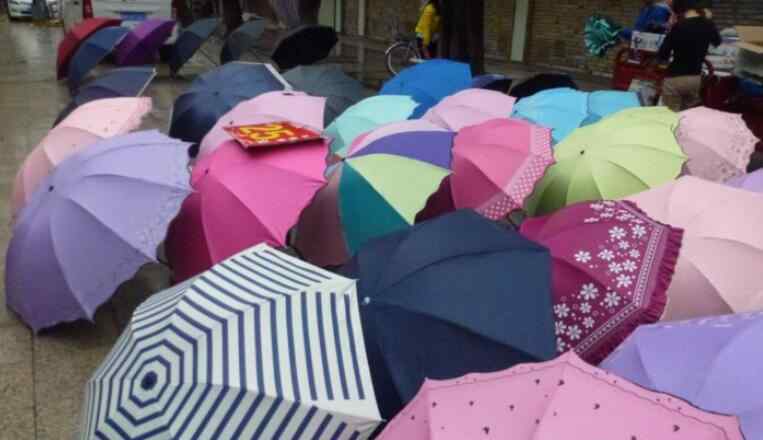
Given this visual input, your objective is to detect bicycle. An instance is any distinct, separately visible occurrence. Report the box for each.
[385,32,425,75]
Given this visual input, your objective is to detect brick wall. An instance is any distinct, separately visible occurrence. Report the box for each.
[485,0,516,59]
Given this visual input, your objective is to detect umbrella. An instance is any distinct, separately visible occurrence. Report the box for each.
[13,97,152,218]
[512,88,589,144]
[628,176,763,321]
[344,119,449,157]
[198,90,325,160]
[378,352,744,440]
[379,59,472,118]
[6,131,191,332]
[509,73,579,100]
[520,200,682,363]
[471,73,513,93]
[67,26,130,92]
[283,64,368,126]
[54,67,156,125]
[169,18,220,75]
[342,210,556,419]
[526,107,686,216]
[422,88,515,131]
[167,138,328,281]
[584,90,641,125]
[726,168,763,192]
[677,107,759,182]
[602,312,763,440]
[324,95,418,159]
[115,18,176,66]
[57,17,121,79]
[79,244,382,439]
[295,129,454,267]
[271,25,338,70]
[221,18,267,64]
[585,15,623,57]
[169,62,288,143]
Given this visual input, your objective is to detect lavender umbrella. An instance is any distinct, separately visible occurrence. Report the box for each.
[726,169,763,193]
[601,312,763,440]
[115,19,175,66]
[5,130,191,332]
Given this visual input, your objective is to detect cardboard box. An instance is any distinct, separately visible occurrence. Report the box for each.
[736,26,763,78]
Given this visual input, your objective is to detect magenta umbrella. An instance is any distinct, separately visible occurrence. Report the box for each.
[422,88,516,131]
[520,200,683,363]
[115,19,175,66]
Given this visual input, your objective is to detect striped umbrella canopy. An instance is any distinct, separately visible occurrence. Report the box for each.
[80,244,382,439]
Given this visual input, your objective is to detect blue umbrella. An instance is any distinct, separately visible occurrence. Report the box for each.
[67,26,130,92]
[169,62,288,143]
[471,73,513,93]
[169,18,220,75]
[512,87,589,144]
[55,67,156,126]
[379,59,472,118]
[583,90,641,125]
[341,210,556,419]
[221,18,267,64]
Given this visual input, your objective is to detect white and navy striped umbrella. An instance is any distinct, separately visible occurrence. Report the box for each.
[80,244,381,439]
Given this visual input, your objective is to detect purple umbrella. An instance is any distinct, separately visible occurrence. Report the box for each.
[601,312,763,440]
[5,130,191,332]
[115,19,175,66]
[726,169,763,193]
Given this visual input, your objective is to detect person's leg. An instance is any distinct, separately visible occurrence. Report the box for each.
[684,75,703,109]
[662,77,684,111]
[663,76,702,111]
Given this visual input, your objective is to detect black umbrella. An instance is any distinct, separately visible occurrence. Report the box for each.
[220,18,267,64]
[169,18,220,75]
[509,73,579,100]
[283,64,369,126]
[271,25,338,70]
[471,73,513,93]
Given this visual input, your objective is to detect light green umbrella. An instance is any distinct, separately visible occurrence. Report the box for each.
[526,107,686,216]
[325,95,419,158]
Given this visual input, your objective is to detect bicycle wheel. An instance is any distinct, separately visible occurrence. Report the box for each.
[386,42,418,75]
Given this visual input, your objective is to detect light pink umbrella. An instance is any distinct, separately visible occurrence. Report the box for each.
[197,91,326,159]
[11,97,152,219]
[677,107,759,182]
[345,119,449,157]
[628,176,763,321]
[378,352,743,440]
[423,88,515,131]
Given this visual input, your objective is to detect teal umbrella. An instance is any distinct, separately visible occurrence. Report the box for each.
[585,15,623,57]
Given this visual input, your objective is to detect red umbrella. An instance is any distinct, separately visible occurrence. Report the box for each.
[57,18,121,79]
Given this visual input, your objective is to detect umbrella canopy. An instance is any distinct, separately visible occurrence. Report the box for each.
[13,97,152,218]
[198,90,325,160]
[526,107,686,216]
[80,244,382,439]
[295,129,454,267]
[379,59,472,118]
[422,88,515,131]
[628,176,763,321]
[471,73,513,93]
[169,18,220,75]
[378,352,744,440]
[520,200,682,363]
[220,18,267,64]
[57,18,121,79]
[584,90,641,125]
[115,18,176,66]
[55,67,156,125]
[509,73,579,100]
[512,88,589,144]
[67,26,130,92]
[283,64,368,126]
[324,95,418,159]
[167,139,328,281]
[271,25,338,70]
[677,107,759,182]
[342,210,556,419]
[6,131,191,332]
[585,15,623,57]
[602,312,763,440]
[726,168,763,192]
[169,62,288,143]
[344,119,449,157]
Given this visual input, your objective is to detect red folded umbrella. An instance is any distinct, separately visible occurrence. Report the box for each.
[57,18,121,79]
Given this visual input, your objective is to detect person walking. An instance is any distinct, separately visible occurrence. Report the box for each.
[657,0,721,111]
[621,0,674,40]
[415,0,442,59]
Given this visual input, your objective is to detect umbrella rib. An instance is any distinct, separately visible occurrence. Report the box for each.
[584,142,687,159]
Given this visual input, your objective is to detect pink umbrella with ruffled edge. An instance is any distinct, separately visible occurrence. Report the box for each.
[422,88,516,131]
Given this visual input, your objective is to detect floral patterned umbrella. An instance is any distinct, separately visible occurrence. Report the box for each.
[520,200,683,363]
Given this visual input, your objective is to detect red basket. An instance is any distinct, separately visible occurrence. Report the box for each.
[612,49,665,92]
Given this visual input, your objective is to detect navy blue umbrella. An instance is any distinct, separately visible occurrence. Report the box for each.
[169,18,220,75]
[169,62,288,143]
[341,210,557,419]
[471,73,513,93]
[55,67,156,125]
[67,26,130,92]
[283,64,369,126]
[221,18,267,64]
[509,73,579,101]
[271,25,338,70]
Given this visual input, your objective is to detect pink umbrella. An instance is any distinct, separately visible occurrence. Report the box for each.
[378,352,743,440]
[198,91,325,159]
[11,97,152,219]
[345,119,449,157]
[677,107,759,182]
[628,176,763,321]
[423,88,515,131]
[166,139,328,281]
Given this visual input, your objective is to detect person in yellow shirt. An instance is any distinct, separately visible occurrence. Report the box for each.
[415,0,441,59]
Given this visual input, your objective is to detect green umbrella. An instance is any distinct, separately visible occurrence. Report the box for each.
[526,107,686,216]
[585,15,623,57]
